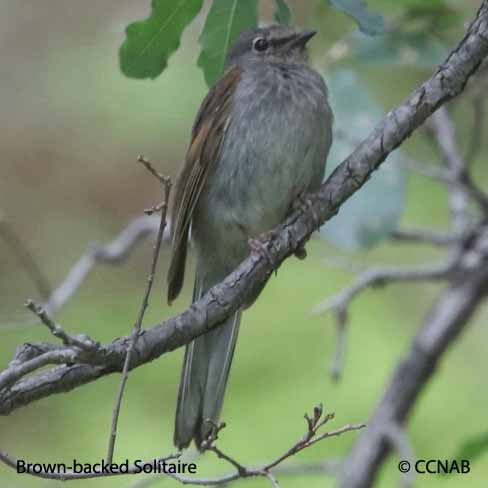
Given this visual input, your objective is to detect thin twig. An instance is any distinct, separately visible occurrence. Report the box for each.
[402,156,452,183]
[313,260,457,381]
[31,157,172,321]
[0,451,181,481]
[391,228,458,246]
[428,107,488,224]
[106,159,172,463]
[313,261,455,317]
[265,405,334,471]
[43,215,160,316]
[265,472,280,487]
[0,349,78,391]
[272,459,341,477]
[24,299,96,351]
[0,407,363,486]
[137,155,166,184]
[1,0,487,418]
[130,460,341,488]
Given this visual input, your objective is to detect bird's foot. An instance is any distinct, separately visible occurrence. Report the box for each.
[293,192,321,227]
[289,193,320,260]
[248,231,277,266]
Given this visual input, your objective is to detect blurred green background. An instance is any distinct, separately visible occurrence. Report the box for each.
[1,1,487,487]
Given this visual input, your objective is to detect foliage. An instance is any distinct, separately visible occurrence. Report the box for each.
[274,0,292,25]
[197,0,259,87]
[328,0,384,35]
[117,0,462,250]
[119,0,204,79]
[2,1,488,487]
[119,0,386,85]
[448,431,488,475]
[320,70,406,250]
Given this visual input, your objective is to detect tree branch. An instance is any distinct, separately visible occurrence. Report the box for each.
[391,227,458,246]
[313,259,458,381]
[428,106,488,223]
[43,215,161,315]
[312,260,456,317]
[339,225,488,487]
[1,0,488,418]
[0,0,488,415]
[106,158,171,464]
[0,406,363,487]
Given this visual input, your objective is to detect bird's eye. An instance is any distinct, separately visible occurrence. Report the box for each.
[253,37,269,52]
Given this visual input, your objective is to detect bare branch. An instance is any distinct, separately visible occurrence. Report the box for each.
[24,299,97,351]
[1,0,488,416]
[428,106,488,223]
[314,257,459,381]
[313,261,455,317]
[106,160,172,464]
[0,348,78,391]
[0,407,363,486]
[340,226,488,487]
[271,459,340,477]
[391,227,458,246]
[137,155,167,184]
[0,450,181,481]
[401,156,451,183]
[264,406,363,472]
[43,215,161,315]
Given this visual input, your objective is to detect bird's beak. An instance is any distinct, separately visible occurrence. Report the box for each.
[293,30,317,47]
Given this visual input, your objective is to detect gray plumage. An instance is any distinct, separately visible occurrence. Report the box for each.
[169,25,333,450]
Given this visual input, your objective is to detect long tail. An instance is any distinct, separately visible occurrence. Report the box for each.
[174,269,241,450]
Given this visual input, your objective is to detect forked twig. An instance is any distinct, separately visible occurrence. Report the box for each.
[0,406,363,487]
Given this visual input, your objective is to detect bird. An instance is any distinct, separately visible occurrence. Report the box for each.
[167,24,333,450]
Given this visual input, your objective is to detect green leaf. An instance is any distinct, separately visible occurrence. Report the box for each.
[319,69,406,250]
[274,0,292,25]
[119,0,203,79]
[329,0,384,35]
[198,0,259,87]
[450,431,488,470]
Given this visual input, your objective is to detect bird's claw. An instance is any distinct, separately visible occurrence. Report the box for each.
[248,231,277,266]
[293,193,321,227]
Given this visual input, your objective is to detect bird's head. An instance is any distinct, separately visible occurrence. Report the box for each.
[226,25,316,68]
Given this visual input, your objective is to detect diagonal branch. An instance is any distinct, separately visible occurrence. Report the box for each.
[339,226,488,487]
[427,106,488,225]
[314,259,457,381]
[312,260,456,317]
[391,227,459,246]
[43,215,161,315]
[1,0,488,417]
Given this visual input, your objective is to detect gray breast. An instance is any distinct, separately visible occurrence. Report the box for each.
[195,60,332,254]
